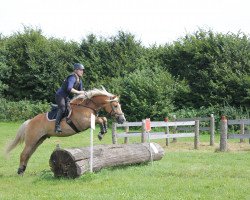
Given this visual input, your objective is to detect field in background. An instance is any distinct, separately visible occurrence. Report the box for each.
[0,122,250,200]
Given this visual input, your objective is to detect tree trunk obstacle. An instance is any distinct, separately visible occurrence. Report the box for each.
[49,143,164,178]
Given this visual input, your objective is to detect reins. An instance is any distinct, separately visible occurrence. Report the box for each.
[70,100,100,116]
[70,96,124,118]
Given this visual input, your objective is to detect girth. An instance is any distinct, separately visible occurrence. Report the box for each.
[66,117,80,133]
[66,105,98,133]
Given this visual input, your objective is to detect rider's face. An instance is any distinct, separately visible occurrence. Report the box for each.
[75,69,84,77]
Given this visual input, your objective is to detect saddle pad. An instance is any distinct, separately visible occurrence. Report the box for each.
[47,110,57,120]
[46,106,70,121]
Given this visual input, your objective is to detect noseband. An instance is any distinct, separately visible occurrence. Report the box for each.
[108,100,124,117]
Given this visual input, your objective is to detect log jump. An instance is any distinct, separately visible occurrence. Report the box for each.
[49,142,164,178]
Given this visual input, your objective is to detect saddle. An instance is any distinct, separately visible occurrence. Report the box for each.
[47,104,70,120]
[47,104,80,133]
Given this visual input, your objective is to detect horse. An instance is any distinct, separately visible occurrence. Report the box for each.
[5,88,126,175]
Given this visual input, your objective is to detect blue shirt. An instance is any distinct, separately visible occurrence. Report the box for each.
[56,74,83,98]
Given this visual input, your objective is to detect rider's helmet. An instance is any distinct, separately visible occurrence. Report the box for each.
[73,63,85,70]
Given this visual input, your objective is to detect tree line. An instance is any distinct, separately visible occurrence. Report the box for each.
[0,27,249,121]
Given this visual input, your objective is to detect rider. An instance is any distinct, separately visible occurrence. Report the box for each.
[55,63,86,133]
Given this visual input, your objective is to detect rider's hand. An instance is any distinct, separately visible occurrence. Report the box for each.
[78,91,86,95]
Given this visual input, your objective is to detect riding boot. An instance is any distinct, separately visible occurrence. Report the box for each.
[55,110,63,133]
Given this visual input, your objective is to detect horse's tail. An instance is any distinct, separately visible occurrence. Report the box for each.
[5,119,30,156]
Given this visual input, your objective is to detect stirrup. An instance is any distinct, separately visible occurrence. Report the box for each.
[55,126,62,133]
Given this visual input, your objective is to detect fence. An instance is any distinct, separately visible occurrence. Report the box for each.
[112,120,200,149]
[220,116,250,151]
[172,114,215,146]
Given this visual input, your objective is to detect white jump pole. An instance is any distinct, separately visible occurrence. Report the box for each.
[90,113,95,173]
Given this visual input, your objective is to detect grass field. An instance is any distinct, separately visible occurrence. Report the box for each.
[0,122,250,200]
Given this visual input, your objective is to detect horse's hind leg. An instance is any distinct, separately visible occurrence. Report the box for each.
[18,135,47,175]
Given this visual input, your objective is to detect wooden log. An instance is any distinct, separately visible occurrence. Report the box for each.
[49,142,164,178]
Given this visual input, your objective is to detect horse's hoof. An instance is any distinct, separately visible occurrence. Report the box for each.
[18,172,24,176]
[17,170,24,176]
[98,134,103,141]
[17,165,26,176]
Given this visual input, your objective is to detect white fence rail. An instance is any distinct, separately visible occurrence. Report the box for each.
[112,120,200,149]
[173,114,215,146]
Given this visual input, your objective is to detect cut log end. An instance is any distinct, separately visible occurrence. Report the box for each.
[49,149,79,178]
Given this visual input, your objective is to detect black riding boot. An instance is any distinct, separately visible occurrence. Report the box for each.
[55,110,63,133]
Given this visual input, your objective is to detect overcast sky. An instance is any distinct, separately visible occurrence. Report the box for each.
[0,0,249,46]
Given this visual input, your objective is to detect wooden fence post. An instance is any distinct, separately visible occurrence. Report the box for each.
[210,114,215,146]
[124,125,129,144]
[173,115,177,143]
[194,120,199,149]
[164,117,170,146]
[240,123,245,143]
[141,120,147,143]
[220,116,228,152]
[112,123,117,144]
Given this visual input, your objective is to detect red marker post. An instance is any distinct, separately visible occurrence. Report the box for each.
[145,118,153,164]
[145,118,151,132]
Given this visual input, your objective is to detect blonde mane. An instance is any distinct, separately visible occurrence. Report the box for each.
[71,87,115,102]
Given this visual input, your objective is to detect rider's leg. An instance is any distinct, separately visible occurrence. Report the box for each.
[55,110,64,133]
[55,95,66,133]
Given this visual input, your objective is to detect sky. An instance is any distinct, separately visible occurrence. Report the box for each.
[0,0,249,46]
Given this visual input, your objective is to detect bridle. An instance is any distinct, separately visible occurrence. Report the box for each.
[108,98,124,118]
[70,96,124,118]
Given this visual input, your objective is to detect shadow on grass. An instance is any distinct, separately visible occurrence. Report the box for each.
[35,162,150,182]
[34,169,98,182]
[103,162,149,172]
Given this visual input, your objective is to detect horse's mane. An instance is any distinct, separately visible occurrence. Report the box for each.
[71,87,115,102]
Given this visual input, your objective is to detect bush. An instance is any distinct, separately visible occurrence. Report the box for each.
[160,29,250,108]
[1,27,80,102]
[0,98,50,121]
[110,66,190,121]
[167,105,250,131]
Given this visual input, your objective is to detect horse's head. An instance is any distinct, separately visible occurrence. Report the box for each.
[71,88,126,124]
[103,95,126,124]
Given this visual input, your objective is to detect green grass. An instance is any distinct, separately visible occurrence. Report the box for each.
[1,122,250,200]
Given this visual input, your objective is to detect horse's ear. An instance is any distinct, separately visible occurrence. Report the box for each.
[112,96,119,101]
[106,96,119,102]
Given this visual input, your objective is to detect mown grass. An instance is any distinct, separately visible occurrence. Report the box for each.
[0,122,250,200]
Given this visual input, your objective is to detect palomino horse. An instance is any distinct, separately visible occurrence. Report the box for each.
[5,88,126,175]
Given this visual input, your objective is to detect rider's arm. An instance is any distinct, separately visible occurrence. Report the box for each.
[79,80,83,91]
[67,76,84,95]
[70,88,84,94]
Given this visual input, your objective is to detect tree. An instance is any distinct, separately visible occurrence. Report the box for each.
[110,66,189,121]
[80,31,147,89]
[159,29,250,108]
[1,27,80,102]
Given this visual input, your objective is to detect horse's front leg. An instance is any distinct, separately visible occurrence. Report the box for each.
[95,117,108,141]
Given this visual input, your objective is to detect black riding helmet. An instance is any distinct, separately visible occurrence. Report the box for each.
[74,63,85,70]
